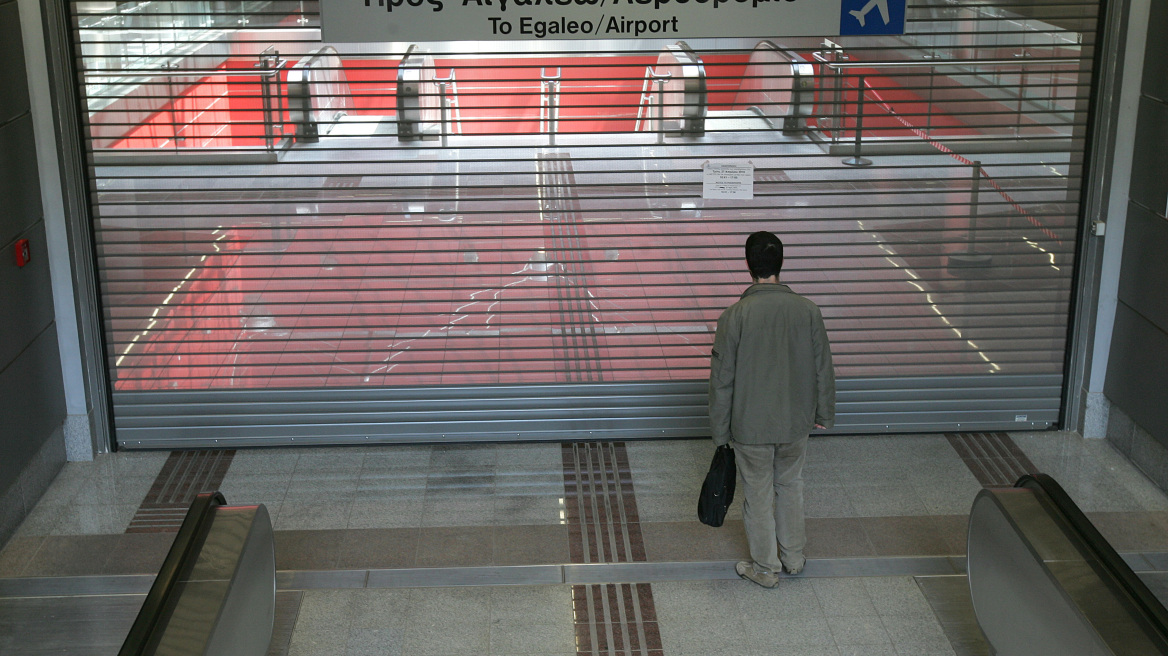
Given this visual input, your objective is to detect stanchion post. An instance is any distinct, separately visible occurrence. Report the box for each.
[947,160,993,270]
[969,159,981,245]
[926,66,935,136]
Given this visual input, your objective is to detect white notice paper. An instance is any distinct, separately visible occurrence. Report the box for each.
[703,163,754,200]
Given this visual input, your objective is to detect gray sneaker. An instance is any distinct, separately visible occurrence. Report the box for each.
[782,559,805,575]
[736,561,779,589]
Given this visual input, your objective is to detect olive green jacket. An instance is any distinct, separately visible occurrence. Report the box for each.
[709,283,836,446]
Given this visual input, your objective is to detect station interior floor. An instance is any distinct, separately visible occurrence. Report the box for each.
[102,130,1078,394]
[4,430,1168,655]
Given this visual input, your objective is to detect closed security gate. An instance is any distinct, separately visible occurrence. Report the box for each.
[71,0,1099,447]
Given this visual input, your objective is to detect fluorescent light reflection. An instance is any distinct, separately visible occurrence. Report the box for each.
[861,221,1002,373]
[117,226,223,369]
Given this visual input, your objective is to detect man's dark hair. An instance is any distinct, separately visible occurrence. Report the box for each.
[745,231,784,280]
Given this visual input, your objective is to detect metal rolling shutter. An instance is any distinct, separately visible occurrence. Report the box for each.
[71,0,1099,448]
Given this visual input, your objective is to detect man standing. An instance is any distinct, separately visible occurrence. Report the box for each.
[709,231,836,589]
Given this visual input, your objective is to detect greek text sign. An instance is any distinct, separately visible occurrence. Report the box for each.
[320,0,905,42]
[703,162,754,200]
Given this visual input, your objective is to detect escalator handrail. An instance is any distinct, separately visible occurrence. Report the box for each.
[1016,473,1168,647]
[118,491,226,656]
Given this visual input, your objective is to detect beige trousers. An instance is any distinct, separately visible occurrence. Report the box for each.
[731,437,808,574]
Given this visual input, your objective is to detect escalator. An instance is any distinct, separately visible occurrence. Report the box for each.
[0,493,276,656]
[967,474,1168,654]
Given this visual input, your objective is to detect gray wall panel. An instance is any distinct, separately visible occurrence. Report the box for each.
[0,114,43,246]
[1130,96,1168,217]
[1107,304,1168,451]
[0,221,56,371]
[0,325,67,496]
[1105,0,1168,485]
[1142,0,1168,104]
[0,1,30,125]
[1117,201,1168,333]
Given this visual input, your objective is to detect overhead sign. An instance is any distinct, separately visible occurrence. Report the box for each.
[320,0,906,42]
[838,0,905,35]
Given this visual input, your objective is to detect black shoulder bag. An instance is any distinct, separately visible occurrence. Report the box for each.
[697,445,736,527]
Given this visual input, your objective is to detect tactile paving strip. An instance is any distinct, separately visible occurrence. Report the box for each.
[946,432,1037,487]
[126,450,235,533]
[563,442,663,656]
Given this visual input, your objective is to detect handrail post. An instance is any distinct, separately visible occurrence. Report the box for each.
[1016,66,1028,135]
[842,74,871,167]
[541,67,561,146]
[260,63,274,152]
[438,81,449,147]
[549,80,558,145]
[435,70,455,147]
[256,48,286,152]
[163,62,181,151]
[832,64,844,143]
[656,78,666,143]
[923,51,940,136]
[814,41,847,143]
[650,71,671,144]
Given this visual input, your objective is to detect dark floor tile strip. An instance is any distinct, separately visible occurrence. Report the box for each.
[537,154,604,384]
[965,434,1015,486]
[988,432,1038,481]
[944,435,989,487]
[587,445,612,564]
[563,445,585,563]
[970,433,1018,484]
[564,442,660,656]
[947,433,1034,487]
[596,445,622,564]
[613,444,648,563]
[982,432,1036,484]
[128,450,236,533]
[142,452,182,505]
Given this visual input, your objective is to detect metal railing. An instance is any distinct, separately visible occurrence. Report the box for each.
[634,67,671,141]
[257,47,289,150]
[811,48,1081,163]
[83,51,290,154]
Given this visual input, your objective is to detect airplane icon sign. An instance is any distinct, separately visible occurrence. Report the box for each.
[839,0,905,35]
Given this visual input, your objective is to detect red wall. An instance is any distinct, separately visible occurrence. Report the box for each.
[111,75,233,149]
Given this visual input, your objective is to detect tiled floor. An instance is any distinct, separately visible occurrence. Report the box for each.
[3,431,1168,655]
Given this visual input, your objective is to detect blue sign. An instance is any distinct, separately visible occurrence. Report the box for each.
[839,0,906,35]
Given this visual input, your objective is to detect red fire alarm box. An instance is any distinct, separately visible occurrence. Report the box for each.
[15,239,30,267]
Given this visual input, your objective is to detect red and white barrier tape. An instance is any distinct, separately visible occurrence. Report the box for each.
[856,78,1064,246]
